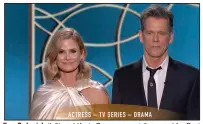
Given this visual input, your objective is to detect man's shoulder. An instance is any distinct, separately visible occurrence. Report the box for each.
[173,59,199,73]
[115,59,142,74]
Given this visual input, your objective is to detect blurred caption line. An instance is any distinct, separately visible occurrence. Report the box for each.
[2,121,201,124]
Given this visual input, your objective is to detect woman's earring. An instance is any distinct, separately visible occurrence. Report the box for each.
[80,59,84,63]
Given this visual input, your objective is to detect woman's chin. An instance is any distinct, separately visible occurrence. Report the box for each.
[59,67,78,73]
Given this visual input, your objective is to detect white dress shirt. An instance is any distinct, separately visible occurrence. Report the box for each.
[142,55,169,109]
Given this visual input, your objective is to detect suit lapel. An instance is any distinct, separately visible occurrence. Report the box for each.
[130,58,147,106]
[160,57,177,109]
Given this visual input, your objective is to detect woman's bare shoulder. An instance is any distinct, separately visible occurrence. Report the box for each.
[35,80,62,92]
[81,80,109,104]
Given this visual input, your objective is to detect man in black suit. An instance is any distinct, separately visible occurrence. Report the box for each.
[111,5,200,120]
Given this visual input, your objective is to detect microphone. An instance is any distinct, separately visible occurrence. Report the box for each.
[164,81,168,86]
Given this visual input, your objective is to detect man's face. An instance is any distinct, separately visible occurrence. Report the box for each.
[139,17,173,58]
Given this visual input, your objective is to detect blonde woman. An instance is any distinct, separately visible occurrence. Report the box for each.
[30,28,109,120]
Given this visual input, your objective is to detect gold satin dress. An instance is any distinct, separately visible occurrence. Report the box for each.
[29,79,106,120]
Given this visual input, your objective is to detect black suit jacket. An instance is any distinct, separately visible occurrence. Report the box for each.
[112,57,200,120]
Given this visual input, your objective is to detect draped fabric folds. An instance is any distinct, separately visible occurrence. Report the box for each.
[29,79,105,120]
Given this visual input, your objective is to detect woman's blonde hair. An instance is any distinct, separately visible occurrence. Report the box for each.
[44,28,91,81]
